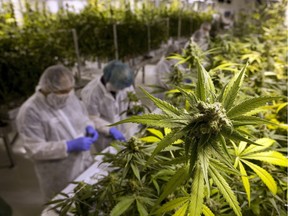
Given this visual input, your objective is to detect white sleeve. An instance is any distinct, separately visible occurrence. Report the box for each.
[89,115,111,135]
[16,107,68,161]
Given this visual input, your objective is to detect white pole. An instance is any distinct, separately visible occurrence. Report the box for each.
[10,0,23,25]
[155,0,159,7]
[113,23,119,60]
[72,29,82,82]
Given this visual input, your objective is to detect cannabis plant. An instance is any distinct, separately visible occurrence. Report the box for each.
[121,91,150,116]
[49,137,176,216]
[232,138,288,205]
[113,59,284,215]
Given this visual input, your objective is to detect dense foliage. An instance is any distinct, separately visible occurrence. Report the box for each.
[50,1,287,215]
[0,1,211,106]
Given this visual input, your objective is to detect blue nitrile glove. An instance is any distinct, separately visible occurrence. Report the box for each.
[66,137,94,152]
[109,127,126,141]
[184,78,192,83]
[85,125,99,142]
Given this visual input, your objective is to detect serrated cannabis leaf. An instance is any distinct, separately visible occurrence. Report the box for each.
[110,197,135,216]
[209,166,242,216]
[241,159,277,195]
[227,96,284,118]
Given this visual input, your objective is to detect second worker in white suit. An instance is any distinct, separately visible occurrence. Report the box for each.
[81,60,139,152]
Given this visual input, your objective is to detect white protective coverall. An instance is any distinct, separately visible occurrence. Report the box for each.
[192,28,210,51]
[184,23,211,52]
[16,89,93,201]
[155,56,187,96]
[81,77,138,151]
[155,56,179,89]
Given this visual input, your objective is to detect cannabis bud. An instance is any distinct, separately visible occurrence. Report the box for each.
[190,102,232,138]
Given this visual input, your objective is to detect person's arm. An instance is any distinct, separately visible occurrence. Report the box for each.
[81,86,113,135]
[192,30,202,43]
[89,115,111,135]
[16,108,68,161]
[77,96,97,129]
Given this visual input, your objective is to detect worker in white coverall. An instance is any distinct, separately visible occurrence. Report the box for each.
[156,44,182,89]
[16,65,98,201]
[81,60,139,152]
[185,22,211,51]
[155,44,187,99]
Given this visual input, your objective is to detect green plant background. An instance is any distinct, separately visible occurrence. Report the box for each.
[0,1,211,107]
[49,1,287,216]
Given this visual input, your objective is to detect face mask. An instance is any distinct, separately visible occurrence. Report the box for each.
[46,90,74,109]
[106,82,119,92]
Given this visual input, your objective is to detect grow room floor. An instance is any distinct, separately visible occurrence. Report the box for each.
[0,63,159,216]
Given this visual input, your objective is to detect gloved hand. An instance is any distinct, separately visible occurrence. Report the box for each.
[109,127,126,141]
[85,125,98,142]
[66,137,94,152]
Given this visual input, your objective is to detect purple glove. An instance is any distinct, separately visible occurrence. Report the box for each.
[109,127,126,141]
[85,125,98,142]
[66,137,94,152]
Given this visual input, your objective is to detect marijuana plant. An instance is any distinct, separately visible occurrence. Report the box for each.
[113,59,284,215]
[232,138,288,204]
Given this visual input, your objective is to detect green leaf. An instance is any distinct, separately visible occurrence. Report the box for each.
[209,158,240,176]
[208,166,242,216]
[140,136,161,143]
[227,96,284,118]
[189,164,205,216]
[238,141,248,155]
[153,197,189,214]
[195,59,215,102]
[221,62,248,111]
[219,134,232,160]
[110,114,184,128]
[162,156,187,166]
[241,159,277,195]
[276,102,288,113]
[148,129,185,165]
[152,179,160,195]
[202,204,215,216]
[189,137,199,174]
[46,198,68,205]
[238,161,250,205]
[199,148,210,195]
[60,192,71,198]
[136,200,148,216]
[242,138,275,155]
[231,116,279,126]
[131,163,141,181]
[217,82,228,103]
[242,151,288,167]
[221,128,259,146]
[210,62,240,73]
[269,198,280,216]
[210,141,235,170]
[110,196,135,216]
[164,128,172,135]
[162,118,192,125]
[140,87,183,117]
[59,201,72,216]
[155,165,189,206]
[173,202,189,216]
[146,128,164,139]
[173,86,198,109]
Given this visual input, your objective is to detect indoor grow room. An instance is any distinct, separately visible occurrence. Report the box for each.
[0,0,287,216]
